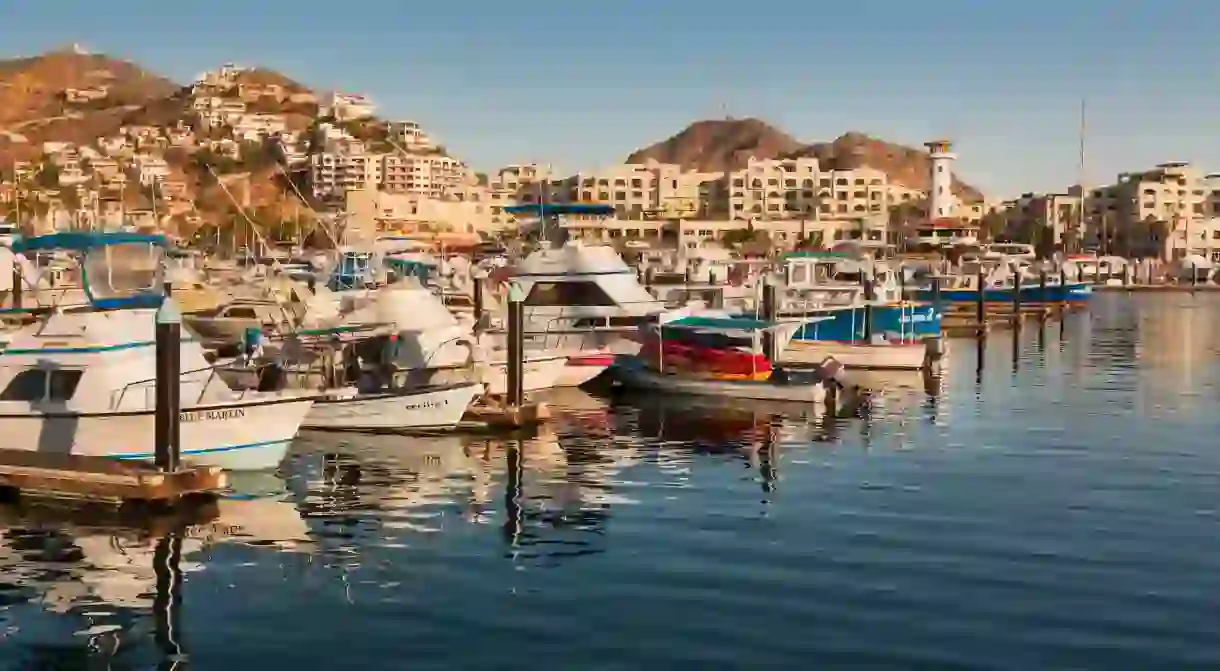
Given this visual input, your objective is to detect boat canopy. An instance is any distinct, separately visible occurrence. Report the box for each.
[503,203,616,217]
[14,231,168,311]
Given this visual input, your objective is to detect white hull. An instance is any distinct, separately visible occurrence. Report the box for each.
[780,340,930,370]
[613,358,827,403]
[301,383,481,431]
[0,397,314,471]
[555,363,610,387]
[481,355,569,395]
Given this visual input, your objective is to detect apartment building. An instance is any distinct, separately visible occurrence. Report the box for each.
[392,121,436,151]
[535,160,710,220]
[345,189,491,237]
[322,92,375,121]
[232,113,288,142]
[381,153,467,198]
[133,155,171,186]
[309,151,382,198]
[998,190,1083,245]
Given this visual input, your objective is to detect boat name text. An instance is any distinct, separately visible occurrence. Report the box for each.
[180,408,248,422]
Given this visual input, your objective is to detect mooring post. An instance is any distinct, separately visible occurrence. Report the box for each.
[506,282,525,408]
[1011,264,1022,331]
[1039,270,1049,322]
[472,273,485,333]
[861,274,875,341]
[761,279,779,362]
[11,258,21,311]
[1192,260,1198,292]
[1059,267,1068,313]
[975,265,986,336]
[154,287,182,473]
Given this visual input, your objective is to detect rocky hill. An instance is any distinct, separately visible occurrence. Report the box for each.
[0,48,433,240]
[626,119,983,202]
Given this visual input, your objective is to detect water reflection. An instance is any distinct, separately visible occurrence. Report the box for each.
[5,296,1220,667]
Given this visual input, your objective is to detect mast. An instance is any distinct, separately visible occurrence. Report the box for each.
[1077,99,1086,254]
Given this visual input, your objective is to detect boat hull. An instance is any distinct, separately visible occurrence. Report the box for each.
[0,396,314,471]
[612,356,827,403]
[301,383,481,432]
[785,303,941,344]
[915,283,1092,303]
[556,352,616,388]
[780,340,930,370]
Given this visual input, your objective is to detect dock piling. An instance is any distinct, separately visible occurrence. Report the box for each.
[861,275,875,341]
[154,288,182,473]
[761,280,779,362]
[506,282,525,408]
[472,272,485,332]
[11,258,21,310]
[1011,264,1022,332]
[975,266,986,337]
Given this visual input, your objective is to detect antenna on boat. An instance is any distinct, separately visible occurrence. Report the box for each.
[271,160,343,251]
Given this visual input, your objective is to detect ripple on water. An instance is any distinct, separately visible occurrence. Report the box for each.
[3,299,1220,667]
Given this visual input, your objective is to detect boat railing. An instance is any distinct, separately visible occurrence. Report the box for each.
[112,363,249,409]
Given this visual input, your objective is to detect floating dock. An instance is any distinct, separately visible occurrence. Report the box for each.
[0,450,227,505]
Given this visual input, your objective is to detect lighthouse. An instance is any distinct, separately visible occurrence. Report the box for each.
[924,140,956,220]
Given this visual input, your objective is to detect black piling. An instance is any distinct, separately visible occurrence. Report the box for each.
[472,275,485,332]
[506,285,525,408]
[1011,264,1022,332]
[761,280,779,362]
[11,258,21,311]
[154,288,182,473]
[975,265,986,336]
[861,275,875,341]
[1039,269,1049,325]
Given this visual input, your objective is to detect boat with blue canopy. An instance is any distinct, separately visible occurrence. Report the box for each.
[0,231,315,471]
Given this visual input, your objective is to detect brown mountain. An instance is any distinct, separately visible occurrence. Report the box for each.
[627,120,983,202]
[624,118,802,173]
[0,48,332,233]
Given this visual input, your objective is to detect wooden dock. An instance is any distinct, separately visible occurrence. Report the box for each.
[460,399,552,431]
[940,301,1075,338]
[0,450,227,505]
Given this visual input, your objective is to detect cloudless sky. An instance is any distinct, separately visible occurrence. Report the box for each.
[6,1,1220,198]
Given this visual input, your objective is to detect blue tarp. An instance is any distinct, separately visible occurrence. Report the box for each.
[14,231,167,253]
[502,203,616,216]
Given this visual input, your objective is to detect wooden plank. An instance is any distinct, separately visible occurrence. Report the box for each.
[0,449,226,503]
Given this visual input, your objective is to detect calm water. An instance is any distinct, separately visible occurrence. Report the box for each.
[3,293,1220,670]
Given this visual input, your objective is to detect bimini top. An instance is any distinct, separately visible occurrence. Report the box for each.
[503,203,616,217]
[14,231,168,311]
[13,231,167,254]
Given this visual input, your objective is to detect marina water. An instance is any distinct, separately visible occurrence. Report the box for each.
[2,293,1219,669]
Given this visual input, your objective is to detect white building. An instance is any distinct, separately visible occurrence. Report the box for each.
[322,92,375,122]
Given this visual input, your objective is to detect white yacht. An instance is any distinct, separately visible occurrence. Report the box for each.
[0,232,314,471]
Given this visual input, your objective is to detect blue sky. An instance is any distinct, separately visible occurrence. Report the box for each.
[7,1,1220,198]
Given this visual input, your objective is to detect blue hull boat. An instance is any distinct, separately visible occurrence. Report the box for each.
[778,303,941,343]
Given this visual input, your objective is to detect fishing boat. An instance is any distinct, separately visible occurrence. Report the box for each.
[0,232,314,471]
[612,314,836,403]
[775,253,941,342]
[301,381,484,432]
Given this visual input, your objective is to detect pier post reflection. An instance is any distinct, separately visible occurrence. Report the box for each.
[502,439,524,551]
[1011,328,1021,376]
[758,424,777,495]
[975,335,985,389]
[153,531,187,670]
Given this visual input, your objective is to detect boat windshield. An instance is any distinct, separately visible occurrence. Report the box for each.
[81,241,165,305]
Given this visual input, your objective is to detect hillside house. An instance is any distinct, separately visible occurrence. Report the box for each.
[238,83,284,101]
[64,86,109,103]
